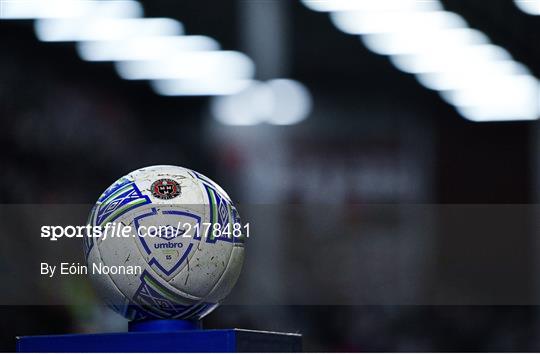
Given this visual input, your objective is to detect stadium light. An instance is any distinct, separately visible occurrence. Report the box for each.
[266,79,313,125]
[0,0,143,20]
[515,0,540,15]
[416,61,530,91]
[115,51,254,81]
[35,18,183,42]
[361,28,489,56]
[77,36,220,62]
[151,79,253,97]
[302,0,540,122]
[210,81,272,125]
[330,10,466,35]
[389,44,512,74]
[210,79,312,126]
[303,0,442,13]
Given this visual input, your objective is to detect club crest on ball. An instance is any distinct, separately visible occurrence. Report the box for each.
[151,178,181,199]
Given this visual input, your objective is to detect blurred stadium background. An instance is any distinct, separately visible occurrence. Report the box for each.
[1,0,540,351]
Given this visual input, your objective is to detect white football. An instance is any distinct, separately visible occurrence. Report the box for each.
[84,165,245,320]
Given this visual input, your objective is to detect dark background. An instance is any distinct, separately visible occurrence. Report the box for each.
[1,0,540,351]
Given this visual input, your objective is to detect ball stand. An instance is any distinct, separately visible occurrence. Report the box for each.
[16,319,302,352]
[129,319,203,332]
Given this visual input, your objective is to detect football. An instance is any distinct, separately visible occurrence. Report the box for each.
[84,165,245,320]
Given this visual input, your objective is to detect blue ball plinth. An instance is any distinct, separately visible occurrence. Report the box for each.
[16,319,302,352]
[128,319,202,332]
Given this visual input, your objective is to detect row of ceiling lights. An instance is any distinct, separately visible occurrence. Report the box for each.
[1,0,312,125]
[3,0,539,123]
[303,0,540,122]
